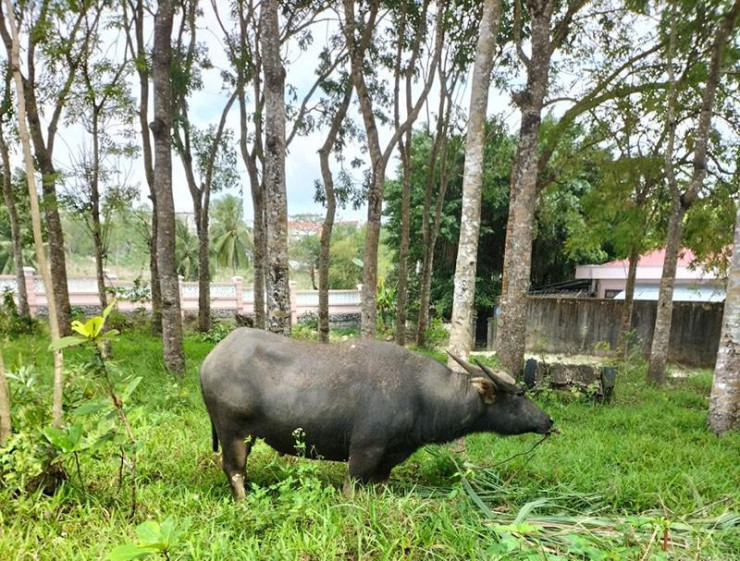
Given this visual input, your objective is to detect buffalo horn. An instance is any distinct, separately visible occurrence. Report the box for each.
[472,359,520,394]
[446,351,507,392]
[446,351,480,377]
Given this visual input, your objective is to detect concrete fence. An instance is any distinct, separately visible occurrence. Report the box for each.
[0,269,362,325]
[488,296,723,367]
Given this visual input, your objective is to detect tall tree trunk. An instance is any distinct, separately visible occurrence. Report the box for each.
[416,118,445,347]
[392,2,411,346]
[447,0,502,367]
[91,111,108,311]
[20,83,72,335]
[198,214,211,332]
[260,0,291,336]
[125,0,162,334]
[318,84,353,343]
[150,0,185,374]
[0,128,29,316]
[708,200,740,433]
[394,143,412,345]
[0,348,10,445]
[361,168,385,338]
[343,0,441,339]
[4,0,65,426]
[342,0,383,338]
[238,89,266,329]
[35,157,71,335]
[648,0,740,384]
[495,0,561,375]
[235,0,266,330]
[618,244,640,358]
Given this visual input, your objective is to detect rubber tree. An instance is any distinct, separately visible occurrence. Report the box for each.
[648,0,740,385]
[708,187,740,433]
[342,0,443,338]
[0,66,29,316]
[446,0,503,367]
[495,0,589,375]
[2,0,65,426]
[150,0,185,374]
[122,0,163,335]
[0,0,106,336]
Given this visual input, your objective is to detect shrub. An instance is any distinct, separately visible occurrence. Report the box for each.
[199,322,234,344]
[423,317,449,348]
[0,289,39,338]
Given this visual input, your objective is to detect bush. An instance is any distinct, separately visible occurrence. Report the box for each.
[297,311,319,329]
[423,317,449,348]
[292,323,318,341]
[199,322,234,344]
[0,289,39,338]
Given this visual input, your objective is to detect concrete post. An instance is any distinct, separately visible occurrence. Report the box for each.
[23,267,37,316]
[233,276,243,314]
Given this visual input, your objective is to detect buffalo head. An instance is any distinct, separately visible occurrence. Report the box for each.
[447,352,555,436]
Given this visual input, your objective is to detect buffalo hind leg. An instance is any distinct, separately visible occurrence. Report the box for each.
[221,432,253,501]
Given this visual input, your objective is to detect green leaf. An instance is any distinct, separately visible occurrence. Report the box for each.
[160,517,191,548]
[67,424,83,449]
[71,319,92,338]
[49,335,88,351]
[98,329,121,341]
[87,316,105,338]
[106,544,158,561]
[513,498,550,525]
[43,426,71,451]
[102,300,117,321]
[74,400,111,416]
[135,521,162,547]
[121,377,143,403]
[461,477,495,519]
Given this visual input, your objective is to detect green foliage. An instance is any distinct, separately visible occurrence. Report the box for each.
[291,322,318,341]
[107,517,192,561]
[174,218,200,281]
[0,288,39,338]
[384,118,602,322]
[209,195,253,275]
[375,276,396,333]
[198,322,234,344]
[422,317,450,348]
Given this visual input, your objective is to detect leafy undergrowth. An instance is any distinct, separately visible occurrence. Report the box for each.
[1,330,739,560]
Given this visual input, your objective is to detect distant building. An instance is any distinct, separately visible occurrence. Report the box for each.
[287,219,360,241]
[575,248,725,302]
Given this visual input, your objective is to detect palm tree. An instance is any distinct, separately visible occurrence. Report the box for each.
[210,195,253,275]
[175,218,199,281]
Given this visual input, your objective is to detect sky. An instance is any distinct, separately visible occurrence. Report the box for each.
[8,4,521,228]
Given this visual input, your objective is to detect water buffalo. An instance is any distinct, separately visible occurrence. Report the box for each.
[200,328,554,500]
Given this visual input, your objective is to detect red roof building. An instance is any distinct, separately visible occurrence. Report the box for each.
[575,248,725,301]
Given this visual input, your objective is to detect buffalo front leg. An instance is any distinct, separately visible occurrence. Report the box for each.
[344,444,385,496]
[369,451,412,484]
[221,433,253,501]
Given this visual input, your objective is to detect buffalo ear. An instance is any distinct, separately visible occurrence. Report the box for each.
[471,377,496,404]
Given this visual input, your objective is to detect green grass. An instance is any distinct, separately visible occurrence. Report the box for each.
[1,328,739,560]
